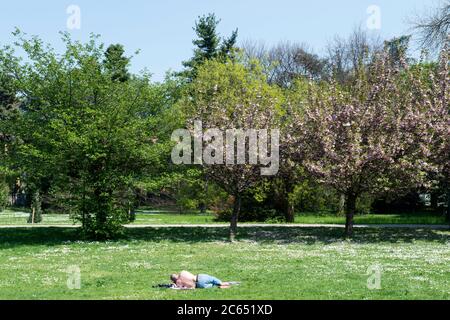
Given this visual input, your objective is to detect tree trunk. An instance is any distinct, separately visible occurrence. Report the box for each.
[446,188,450,224]
[31,207,35,224]
[28,189,42,224]
[82,183,87,229]
[230,194,241,242]
[199,179,208,214]
[282,179,295,223]
[430,192,438,212]
[285,202,295,223]
[81,203,87,229]
[282,189,295,223]
[338,193,346,216]
[345,192,357,237]
[94,187,107,226]
[82,209,87,229]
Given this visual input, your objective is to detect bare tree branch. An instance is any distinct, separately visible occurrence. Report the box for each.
[411,1,450,52]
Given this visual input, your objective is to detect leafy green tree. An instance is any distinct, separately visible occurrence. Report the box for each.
[0,80,18,136]
[1,49,45,220]
[178,13,240,210]
[0,72,17,211]
[0,31,160,238]
[181,59,283,240]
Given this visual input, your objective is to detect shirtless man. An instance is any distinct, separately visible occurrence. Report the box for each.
[170,271,231,289]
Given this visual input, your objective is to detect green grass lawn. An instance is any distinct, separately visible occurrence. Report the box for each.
[293,212,447,225]
[0,209,447,226]
[0,226,448,300]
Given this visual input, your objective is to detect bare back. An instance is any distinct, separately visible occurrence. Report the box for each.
[176,271,196,289]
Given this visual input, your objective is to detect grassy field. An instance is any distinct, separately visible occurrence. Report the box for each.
[0,226,448,300]
[0,209,447,226]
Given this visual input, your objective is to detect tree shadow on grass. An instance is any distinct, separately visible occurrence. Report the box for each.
[0,227,80,249]
[0,226,448,249]
[240,227,450,245]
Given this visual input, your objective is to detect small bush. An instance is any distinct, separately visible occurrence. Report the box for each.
[79,208,128,240]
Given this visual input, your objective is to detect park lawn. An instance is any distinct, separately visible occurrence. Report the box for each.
[134,211,448,225]
[0,209,447,226]
[0,227,448,300]
[0,210,73,225]
[293,213,447,225]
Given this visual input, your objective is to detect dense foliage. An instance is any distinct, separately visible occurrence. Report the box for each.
[0,13,448,239]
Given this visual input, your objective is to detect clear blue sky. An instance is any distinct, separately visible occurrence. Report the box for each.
[0,0,437,81]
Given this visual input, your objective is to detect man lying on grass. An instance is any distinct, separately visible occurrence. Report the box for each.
[170,271,232,289]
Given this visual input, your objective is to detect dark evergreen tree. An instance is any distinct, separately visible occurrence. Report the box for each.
[104,44,130,82]
[219,29,239,61]
[384,35,411,67]
[0,75,18,143]
[180,13,238,80]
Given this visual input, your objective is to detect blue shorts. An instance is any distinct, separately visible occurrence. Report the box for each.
[196,274,222,289]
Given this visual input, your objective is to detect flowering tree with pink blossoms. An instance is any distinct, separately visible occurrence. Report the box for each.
[427,46,450,221]
[291,48,449,236]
